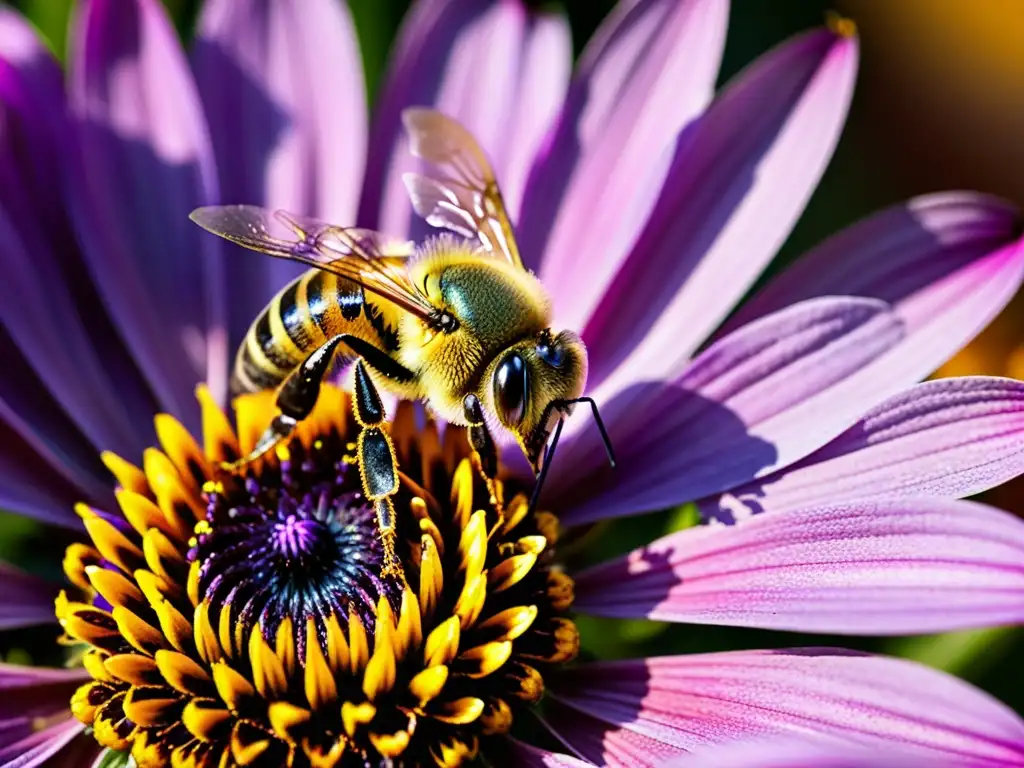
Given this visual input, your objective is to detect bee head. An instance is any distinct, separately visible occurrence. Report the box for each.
[485,329,588,473]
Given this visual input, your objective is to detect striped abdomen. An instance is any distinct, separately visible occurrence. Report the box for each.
[231,268,402,395]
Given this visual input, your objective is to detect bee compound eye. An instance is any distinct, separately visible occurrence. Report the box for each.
[494,353,528,426]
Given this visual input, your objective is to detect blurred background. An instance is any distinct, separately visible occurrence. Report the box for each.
[6,0,1024,711]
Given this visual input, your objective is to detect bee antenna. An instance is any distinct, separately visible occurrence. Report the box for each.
[564,396,616,469]
[526,397,616,517]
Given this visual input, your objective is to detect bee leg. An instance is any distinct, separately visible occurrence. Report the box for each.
[352,359,405,580]
[222,335,347,472]
[463,394,505,529]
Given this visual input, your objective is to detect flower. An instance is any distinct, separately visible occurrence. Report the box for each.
[1,0,1024,766]
[58,388,571,766]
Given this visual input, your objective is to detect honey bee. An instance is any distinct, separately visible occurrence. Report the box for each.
[190,109,614,576]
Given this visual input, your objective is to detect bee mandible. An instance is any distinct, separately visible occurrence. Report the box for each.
[190,109,615,577]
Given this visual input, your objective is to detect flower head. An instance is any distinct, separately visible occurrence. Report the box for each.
[1,0,1024,767]
[58,388,570,766]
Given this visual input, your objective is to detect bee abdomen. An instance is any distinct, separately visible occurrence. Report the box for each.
[232,271,328,395]
[230,269,377,396]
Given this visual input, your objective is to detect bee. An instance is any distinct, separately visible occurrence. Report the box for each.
[190,109,614,576]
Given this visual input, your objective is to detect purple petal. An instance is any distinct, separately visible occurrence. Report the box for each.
[0,718,86,768]
[547,650,1024,766]
[574,498,1024,634]
[0,665,89,762]
[0,563,61,630]
[0,414,90,528]
[67,0,225,419]
[0,10,157,463]
[0,8,65,218]
[721,192,1024,382]
[671,739,955,768]
[520,0,728,291]
[551,297,904,525]
[362,0,563,241]
[495,13,572,218]
[502,740,594,768]
[193,0,367,344]
[699,376,1024,523]
[0,202,150,468]
[0,326,112,512]
[583,26,857,393]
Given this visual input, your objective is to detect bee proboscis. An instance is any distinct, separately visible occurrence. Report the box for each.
[190,109,615,577]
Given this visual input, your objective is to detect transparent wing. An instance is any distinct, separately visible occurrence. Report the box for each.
[190,205,433,320]
[401,108,523,270]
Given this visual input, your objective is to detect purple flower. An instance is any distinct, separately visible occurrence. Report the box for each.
[0,0,1023,766]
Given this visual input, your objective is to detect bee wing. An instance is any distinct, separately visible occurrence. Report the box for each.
[189,205,433,320]
[401,108,523,270]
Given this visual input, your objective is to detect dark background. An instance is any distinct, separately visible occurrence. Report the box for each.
[7,0,1024,711]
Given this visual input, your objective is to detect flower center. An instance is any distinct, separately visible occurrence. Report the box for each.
[193,451,398,660]
[56,387,577,768]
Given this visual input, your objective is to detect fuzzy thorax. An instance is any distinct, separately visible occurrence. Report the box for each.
[398,235,551,426]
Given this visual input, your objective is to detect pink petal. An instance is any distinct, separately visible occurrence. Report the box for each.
[699,376,1024,523]
[193,0,367,344]
[671,739,954,768]
[585,26,857,395]
[67,0,225,419]
[361,0,568,241]
[520,0,728,291]
[720,193,1024,382]
[574,498,1024,634]
[0,562,61,630]
[551,297,904,525]
[547,650,1024,766]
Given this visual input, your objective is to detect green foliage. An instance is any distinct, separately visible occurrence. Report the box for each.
[93,749,135,768]
[11,0,70,59]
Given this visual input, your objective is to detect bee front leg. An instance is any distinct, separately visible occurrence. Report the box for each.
[463,394,504,526]
[224,335,347,471]
[352,360,404,580]
[226,334,416,474]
